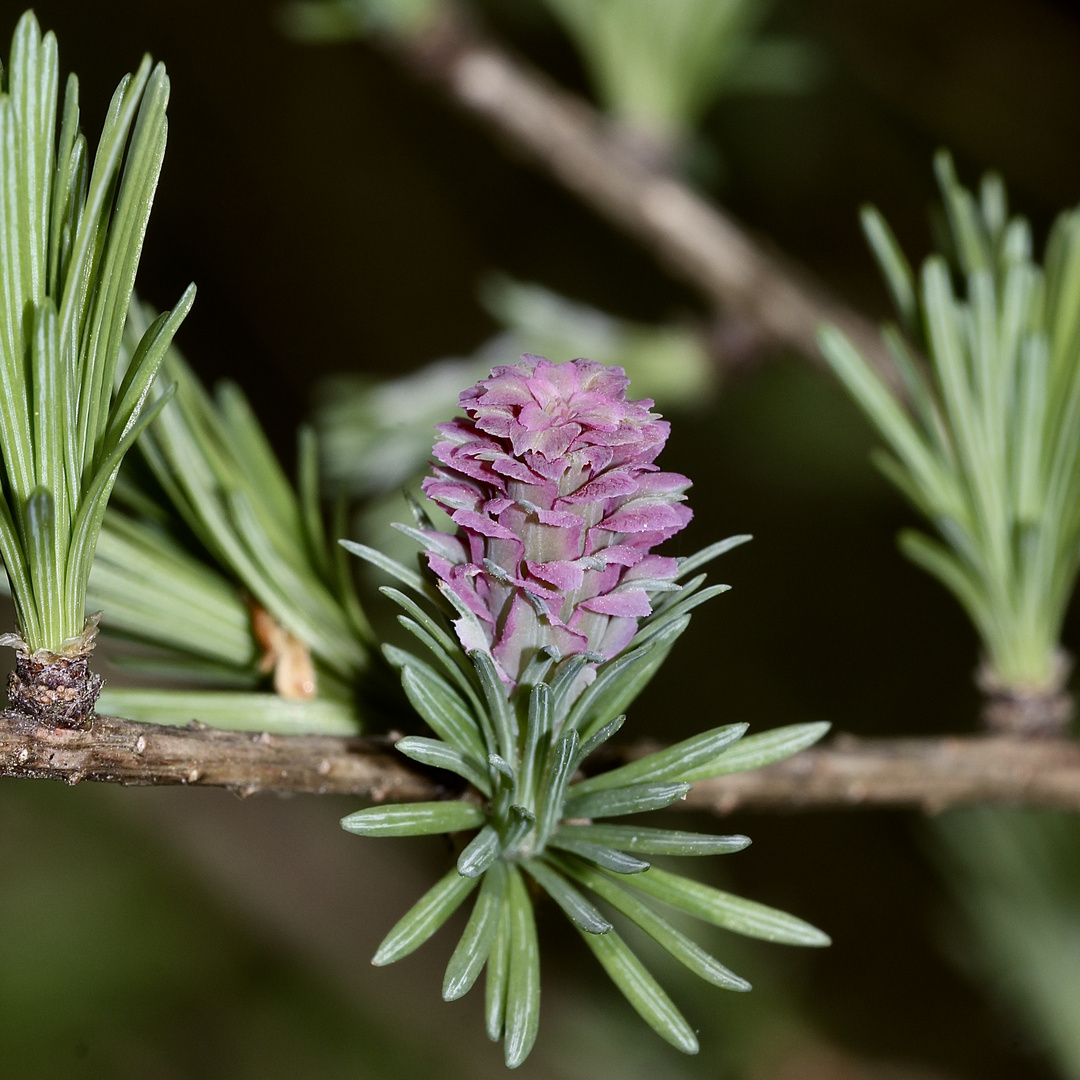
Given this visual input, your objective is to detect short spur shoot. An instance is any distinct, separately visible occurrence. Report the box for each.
[343,355,830,1067]
[0,12,193,725]
[820,153,1080,734]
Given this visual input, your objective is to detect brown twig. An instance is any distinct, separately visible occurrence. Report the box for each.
[381,6,897,387]
[683,733,1080,814]
[3,713,1078,813]
[0,711,442,802]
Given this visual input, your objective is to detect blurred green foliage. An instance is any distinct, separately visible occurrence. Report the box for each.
[0,780,447,1080]
[542,0,818,142]
[934,810,1080,1080]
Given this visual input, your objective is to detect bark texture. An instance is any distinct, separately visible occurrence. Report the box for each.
[3,715,1079,814]
[0,712,442,801]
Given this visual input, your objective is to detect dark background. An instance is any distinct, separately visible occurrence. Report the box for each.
[1,1,1078,1076]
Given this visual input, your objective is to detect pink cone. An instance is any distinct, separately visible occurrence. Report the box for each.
[421,356,691,687]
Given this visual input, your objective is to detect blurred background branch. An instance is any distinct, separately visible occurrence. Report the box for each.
[357,2,898,387]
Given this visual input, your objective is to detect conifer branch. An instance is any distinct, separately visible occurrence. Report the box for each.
[0,711,442,801]
[3,714,1078,813]
[682,733,1080,814]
